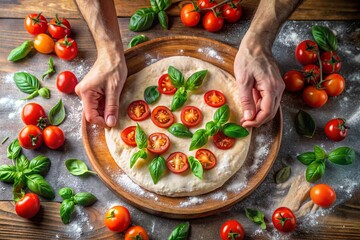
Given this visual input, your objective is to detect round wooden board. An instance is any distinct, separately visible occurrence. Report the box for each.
[82,36,283,219]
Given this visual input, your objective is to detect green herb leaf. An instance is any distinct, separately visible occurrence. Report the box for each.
[185,70,208,91]
[13,176,26,202]
[312,25,337,51]
[297,152,316,165]
[168,66,185,88]
[314,145,326,160]
[60,199,75,224]
[189,129,208,151]
[42,57,56,80]
[28,155,51,175]
[38,87,50,99]
[306,160,325,182]
[168,222,190,240]
[149,156,166,184]
[223,122,249,138]
[135,123,148,149]
[328,147,355,165]
[7,139,22,160]
[245,208,267,230]
[49,99,66,125]
[274,166,291,184]
[26,174,55,199]
[65,159,96,176]
[168,123,193,138]
[15,154,30,172]
[144,85,160,104]
[130,149,148,168]
[188,156,203,180]
[13,72,40,95]
[128,34,149,48]
[158,10,169,29]
[129,8,156,32]
[58,187,74,200]
[295,110,316,138]
[74,192,97,206]
[0,164,17,183]
[150,0,171,12]
[205,121,219,136]
[213,104,230,125]
[7,40,33,62]
[171,88,188,111]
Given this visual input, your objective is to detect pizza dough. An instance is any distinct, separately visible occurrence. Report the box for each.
[105,56,252,197]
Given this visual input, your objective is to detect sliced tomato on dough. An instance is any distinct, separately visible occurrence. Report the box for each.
[166,152,189,174]
[120,126,137,147]
[213,131,235,150]
[195,149,217,170]
[180,106,203,128]
[158,73,177,95]
[127,100,150,121]
[147,132,170,154]
[151,106,175,128]
[204,90,226,107]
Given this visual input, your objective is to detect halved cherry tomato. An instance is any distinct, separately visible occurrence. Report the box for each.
[302,86,328,108]
[48,14,71,39]
[158,73,176,95]
[295,40,319,66]
[310,184,336,208]
[272,207,296,232]
[147,133,170,154]
[321,51,341,75]
[195,149,217,170]
[151,106,174,128]
[302,64,320,85]
[180,106,203,128]
[43,126,65,150]
[282,70,305,92]
[204,90,226,107]
[55,36,78,61]
[18,125,43,150]
[34,33,55,54]
[21,102,47,129]
[15,193,41,219]
[324,118,348,142]
[121,126,137,147]
[166,152,189,174]
[220,219,245,240]
[213,131,235,150]
[127,100,150,121]
[125,226,149,240]
[322,73,345,97]
[24,13,48,35]
[222,0,242,23]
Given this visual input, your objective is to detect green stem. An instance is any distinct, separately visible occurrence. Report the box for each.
[1,136,9,145]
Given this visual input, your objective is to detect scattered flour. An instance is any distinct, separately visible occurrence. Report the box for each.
[197,47,224,63]
[179,196,205,208]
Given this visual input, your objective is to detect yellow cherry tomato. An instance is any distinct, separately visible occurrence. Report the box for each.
[34,33,54,54]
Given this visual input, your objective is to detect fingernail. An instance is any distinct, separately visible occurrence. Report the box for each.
[106,115,116,127]
[244,110,253,120]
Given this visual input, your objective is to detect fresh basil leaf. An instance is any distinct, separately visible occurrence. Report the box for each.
[312,25,337,51]
[149,156,166,184]
[297,152,316,165]
[7,139,22,160]
[189,129,208,151]
[168,222,190,240]
[213,104,230,125]
[42,57,56,80]
[13,176,26,202]
[295,110,316,138]
[245,208,267,230]
[26,174,55,199]
[28,155,51,175]
[38,87,50,99]
[274,166,291,184]
[185,70,208,91]
[0,164,16,183]
[7,40,33,62]
[158,10,169,30]
[128,34,149,48]
[74,192,97,207]
[168,66,185,88]
[188,156,203,180]
[58,187,74,200]
[16,154,30,172]
[205,121,219,136]
[328,147,355,165]
[144,85,160,104]
[168,123,193,138]
[49,99,66,126]
[223,122,249,138]
[151,0,171,12]
[65,159,96,176]
[306,160,325,182]
[13,72,40,95]
[60,199,75,224]
[135,123,148,149]
[130,149,148,168]
[314,145,326,160]
[171,88,188,111]
[129,8,156,32]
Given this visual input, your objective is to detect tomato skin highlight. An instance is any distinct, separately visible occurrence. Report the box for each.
[166,152,189,174]
[55,37,78,61]
[34,33,55,54]
[158,74,176,95]
[127,100,151,121]
[272,207,296,232]
[104,206,131,232]
[18,125,43,150]
[56,71,78,94]
[222,0,242,23]
[147,133,170,155]
[125,226,149,240]
[295,40,318,66]
[195,149,217,170]
[220,219,245,240]
[204,90,226,107]
[213,131,235,150]
[180,106,203,128]
[302,86,328,108]
[181,3,201,27]
[151,106,175,128]
[48,15,71,39]
[202,11,224,32]
[310,184,336,208]
[121,126,137,147]
[43,126,65,150]
[24,13,48,35]
[283,70,305,92]
[321,51,341,75]
[322,73,345,97]
[324,118,348,141]
[21,102,47,127]
[15,193,41,219]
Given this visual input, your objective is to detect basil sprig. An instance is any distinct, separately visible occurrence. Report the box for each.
[128,34,149,48]
[49,99,66,125]
[13,72,50,99]
[295,110,316,138]
[42,57,56,80]
[65,159,97,176]
[7,139,22,162]
[150,0,171,13]
[168,123,193,138]
[168,222,190,240]
[297,145,355,182]
[7,40,33,62]
[149,156,166,184]
[130,124,148,168]
[245,208,267,230]
[144,85,160,104]
[312,25,337,52]
[188,156,203,179]
[274,166,291,184]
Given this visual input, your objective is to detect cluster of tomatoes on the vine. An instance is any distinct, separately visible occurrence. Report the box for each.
[24,12,78,60]
[180,0,242,32]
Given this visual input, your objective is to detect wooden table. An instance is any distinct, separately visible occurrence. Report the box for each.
[1,1,359,239]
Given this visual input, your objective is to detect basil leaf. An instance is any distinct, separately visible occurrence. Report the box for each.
[65,159,96,176]
[60,199,75,224]
[213,104,230,125]
[245,208,267,230]
[129,8,156,32]
[189,129,208,151]
[295,110,316,138]
[312,25,337,51]
[130,149,148,168]
[168,123,193,138]
[7,40,33,62]
[314,145,326,160]
[16,154,30,172]
[42,57,56,80]
[168,66,185,88]
[128,34,149,48]
[13,72,40,94]
[158,10,169,30]
[223,122,249,138]
[28,155,51,175]
[49,99,66,126]
[38,87,50,99]
[74,192,97,207]
[297,152,316,165]
[13,175,26,202]
[151,0,171,12]
[149,156,166,184]
[168,222,190,240]
[328,147,355,165]
[58,187,74,200]
[135,123,148,149]
[188,156,203,180]
[0,164,16,183]
[26,174,55,199]
[7,139,22,160]
[274,166,291,184]
[205,121,219,136]
[144,85,160,104]
[306,160,325,182]
[171,88,187,111]
[185,70,208,91]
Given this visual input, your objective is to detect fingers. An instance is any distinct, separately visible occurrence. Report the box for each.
[238,78,257,122]
[104,85,120,128]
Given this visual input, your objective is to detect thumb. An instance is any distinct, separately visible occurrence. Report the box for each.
[104,91,120,128]
[238,83,256,121]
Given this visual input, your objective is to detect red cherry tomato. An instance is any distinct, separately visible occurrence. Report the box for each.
[180,3,201,27]
[202,11,224,32]
[18,125,43,150]
[24,13,48,35]
[302,64,320,85]
[324,118,348,141]
[125,226,149,240]
[220,219,245,240]
[195,149,217,170]
[213,131,235,150]
[158,74,176,95]
[282,70,305,92]
[127,100,150,121]
[147,133,170,155]
[322,73,345,97]
[197,0,217,10]
[302,86,328,108]
[295,40,319,66]
[310,184,336,208]
[21,102,47,128]
[43,126,65,150]
[34,33,55,54]
[104,206,131,232]
[204,90,226,107]
[15,193,41,219]
[180,106,203,128]
[56,71,78,94]
[272,207,296,232]
[151,106,175,128]
[48,14,71,39]
[166,152,189,174]
[222,0,242,23]
[121,126,137,147]
[55,36,78,61]
[321,51,341,75]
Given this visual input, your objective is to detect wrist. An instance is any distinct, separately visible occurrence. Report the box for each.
[240,31,273,56]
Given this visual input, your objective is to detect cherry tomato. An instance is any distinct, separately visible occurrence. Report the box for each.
[18,125,43,150]
[180,106,203,128]
[24,13,48,35]
[151,106,174,128]
[180,3,201,27]
[295,40,319,66]
[324,118,348,141]
[310,184,336,208]
[166,152,189,174]
[127,100,150,121]
[322,73,345,97]
[104,206,131,232]
[121,126,137,147]
[147,133,170,155]
[222,0,242,23]
[272,207,296,232]
[220,219,245,240]
[125,226,149,240]
[302,86,328,108]
[48,14,71,39]
[202,11,224,32]
[197,0,217,10]
[213,131,235,150]
[302,64,320,85]
[15,193,41,219]
[195,149,217,170]
[158,73,176,95]
[56,71,78,94]
[282,70,305,92]
[43,126,65,150]
[21,102,47,129]
[321,51,341,75]
[204,90,226,107]
[55,36,78,61]
[34,33,55,54]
